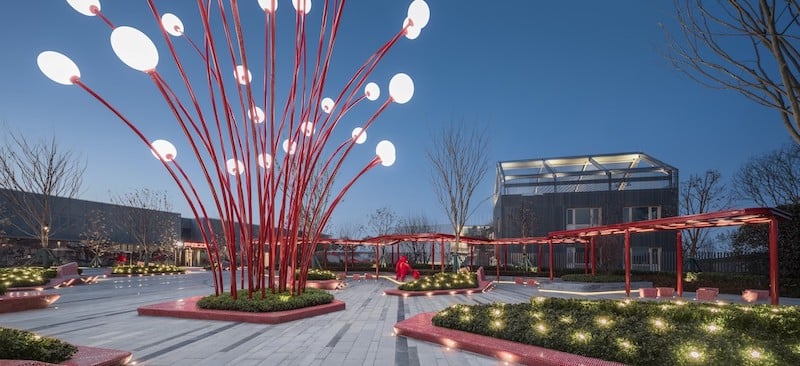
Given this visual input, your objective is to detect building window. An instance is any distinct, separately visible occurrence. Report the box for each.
[623,206,661,223]
[566,208,601,230]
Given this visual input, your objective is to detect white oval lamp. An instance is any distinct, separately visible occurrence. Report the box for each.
[320,97,334,114]
[110,26,159,72]
[389,73,414,104]
[408,0,430,29]
[364,82,380,101]
[234,65,252,85]
[258,0,278,12]
[291,0,312,14]
[66,0,100,16]
[257,153,273,169]
[248,106,265,123]
[376,140,396,167]
[161,13,184,36]
[226,159,245,175]
[351,127,367,144]
[150,139,177,161]
[37,51,80,85]
[282,139,297,155]
[404,19,421,40]
[300,121,315,137]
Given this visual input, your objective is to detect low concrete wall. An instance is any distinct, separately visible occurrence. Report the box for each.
[539,281,653,292]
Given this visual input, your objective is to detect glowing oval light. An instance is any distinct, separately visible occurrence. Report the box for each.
[110,26,159,72]
[405,20,421,40]
[282,139,297,155]
[248,106,265,123]
[376,140,396,167]
[291,0,311,14]
[258,0,278,12]
[234,65,252,85]
[351,127,367,144]
[226,159,245,175]
[389,73,414,104]
[161,13,184,36]
[150,139,177,161]
[320,97,334,114]
[300,121,314,137]
[66,0,100,16]
[364,82,380,101]
[257,153,272,169]
[37,51,80,85]
[407,0,430,29]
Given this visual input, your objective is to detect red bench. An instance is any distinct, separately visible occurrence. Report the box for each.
[656,287,674,298]
[696,287,719,301]
[742,289,770,303]
[639,288,658,298]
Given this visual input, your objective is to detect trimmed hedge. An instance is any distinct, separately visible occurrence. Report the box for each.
[112,264,185,275]
[197,288,334,312]
[300,268,338,280]
[0,327,78,364]
[433,297,800,366]
[0,267,54,288]
[398,272,478,291]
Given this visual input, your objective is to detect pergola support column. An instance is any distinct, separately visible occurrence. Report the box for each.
[590,237,596,276]
[548,240,554,281]
[769,218,780,305]
[624,230,631,297]
[676,231,683,298]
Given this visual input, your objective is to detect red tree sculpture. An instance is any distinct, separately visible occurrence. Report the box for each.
[37,0,430,299]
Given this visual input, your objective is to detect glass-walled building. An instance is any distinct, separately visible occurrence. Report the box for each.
[493,152,679,272]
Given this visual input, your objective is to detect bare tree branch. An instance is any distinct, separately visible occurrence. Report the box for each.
[111,188,178,266]
[667,0,800,143]
[680,169,732,256]
[0,130,85,265]
[426,119,490,254]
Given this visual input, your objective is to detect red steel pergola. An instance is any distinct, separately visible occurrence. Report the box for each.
[316,207,790,304]
[549,207,791,305]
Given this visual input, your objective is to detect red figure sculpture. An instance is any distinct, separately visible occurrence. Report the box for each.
[395,256,412,281]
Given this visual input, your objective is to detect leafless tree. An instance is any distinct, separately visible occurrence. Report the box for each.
[80,209,114,267]
[666,0,800,143]
[111,188,178,266]
[680,170,731,256]
[396,213,436,264]
[734,143,800,206]
[0,131,85,265]
[426,120,490,255]
[337,222,364,240]
[367,206,397,267]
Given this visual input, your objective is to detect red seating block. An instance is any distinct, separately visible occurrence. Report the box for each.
[696,287,719,301]
[525,279,539,287]
[639,288,658,298]
[514,277,524,285]
[742,289,770,303]
[656,287,674,298]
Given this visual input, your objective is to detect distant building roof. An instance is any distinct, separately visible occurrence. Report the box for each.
[495,152,678,197]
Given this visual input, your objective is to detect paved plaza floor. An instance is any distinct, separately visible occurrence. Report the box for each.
[2,270,798,366]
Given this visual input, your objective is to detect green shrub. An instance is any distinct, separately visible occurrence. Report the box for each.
[112,264,185,275]
[398,272,478,291]
[300,268,337,280]
[0,327,78,364]
[0,267,53,288]
[197,288,334,312]
[433,297,800,366]
[0,283,6,296]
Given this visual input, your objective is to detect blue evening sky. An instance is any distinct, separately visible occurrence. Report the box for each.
[0,1,790,235]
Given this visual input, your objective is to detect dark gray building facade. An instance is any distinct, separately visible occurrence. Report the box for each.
[493,152,679,272]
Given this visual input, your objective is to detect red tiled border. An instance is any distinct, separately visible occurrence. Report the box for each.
[383,281,493,297]
[0,345,132,366]
[395,312,625,366]
[0,294,61,313]
[137,295,345,324]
